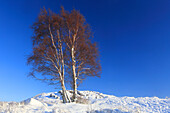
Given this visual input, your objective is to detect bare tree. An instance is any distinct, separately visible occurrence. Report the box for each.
[61,8,102,102]
[27,8,71,103]
[28,7,101,103]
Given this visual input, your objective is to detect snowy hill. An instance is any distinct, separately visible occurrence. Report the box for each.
[0,90,169,113]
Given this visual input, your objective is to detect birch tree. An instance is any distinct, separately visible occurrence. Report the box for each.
[27,8,71,103]
[28,7,101,103]
[61,8,102,102]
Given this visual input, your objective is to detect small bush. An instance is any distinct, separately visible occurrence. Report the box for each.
[76,96,90,104]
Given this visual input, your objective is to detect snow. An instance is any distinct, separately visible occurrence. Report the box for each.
[0,90,169,113]
[23,98,44,106]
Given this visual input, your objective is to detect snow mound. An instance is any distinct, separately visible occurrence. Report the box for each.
[23,98,44,106]
[0,90,169,113]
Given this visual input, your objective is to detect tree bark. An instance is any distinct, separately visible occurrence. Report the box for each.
[49,26,70,103]
[71,47,77,102]
[61,78,70,103]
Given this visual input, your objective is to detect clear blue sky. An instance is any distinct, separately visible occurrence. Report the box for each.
[0,0,170,101]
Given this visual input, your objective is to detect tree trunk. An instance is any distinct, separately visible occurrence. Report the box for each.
[71,47,77,102]
[61,78,70,103]
[57,30,71,103]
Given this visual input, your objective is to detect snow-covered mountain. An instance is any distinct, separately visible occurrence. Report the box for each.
[0,90,169,113]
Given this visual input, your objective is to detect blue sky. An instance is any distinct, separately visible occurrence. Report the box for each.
[0,0,170,101]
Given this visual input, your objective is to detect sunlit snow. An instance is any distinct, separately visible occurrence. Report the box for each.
[0,91,169,113]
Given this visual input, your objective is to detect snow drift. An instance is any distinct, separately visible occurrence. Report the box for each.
[0,91,169,113]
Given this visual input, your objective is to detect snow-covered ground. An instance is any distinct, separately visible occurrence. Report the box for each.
[0,90,169,113]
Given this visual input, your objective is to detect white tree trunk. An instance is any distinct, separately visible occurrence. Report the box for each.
[61,78,70,103]
[71,47,77,102]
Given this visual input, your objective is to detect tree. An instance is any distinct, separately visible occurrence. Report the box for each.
[61,8,101,101]
[27,8,71,103]
[27,7,101,103]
